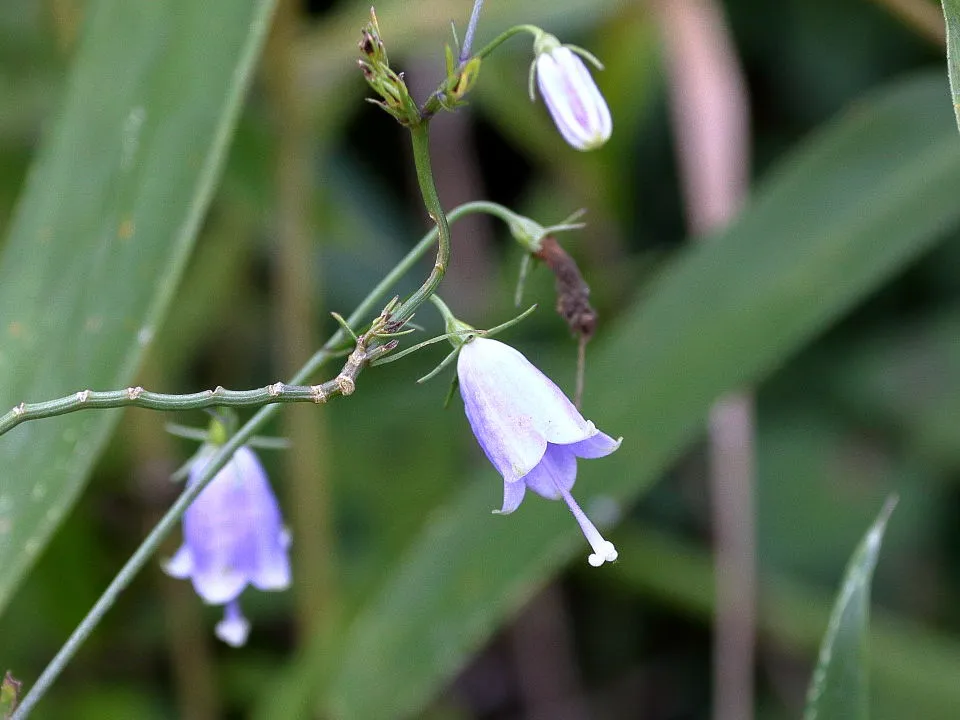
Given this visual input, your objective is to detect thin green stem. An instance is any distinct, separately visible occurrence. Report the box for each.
[394,122,450,323]
[1,386,329,432]
[0,200,514,438]
[9,199,509,719]
[470,24,540,62]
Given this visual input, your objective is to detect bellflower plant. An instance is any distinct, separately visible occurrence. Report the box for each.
[530,32,612,151]
[0,7,641,714]
[457,336,621,566]
[164,442,291,647]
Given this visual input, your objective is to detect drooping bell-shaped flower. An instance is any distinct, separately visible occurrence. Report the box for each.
[164,443,291,646]
[457,337,621,566]
[532,34,612,151]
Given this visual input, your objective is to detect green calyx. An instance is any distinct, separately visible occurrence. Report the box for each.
[499,207,587,254]
[206,416,229,446]
[532,30,561,57]
[431,295,477,349]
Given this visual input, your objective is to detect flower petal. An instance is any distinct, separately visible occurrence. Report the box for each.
[497,479,527,515]
[567,431,622,459]
[191,569,247,605]
[229,447,290,589]
[162,545,194,579]
[251,540,292,591]
[461,383,546,482]
[215,601,251,647]
[521,444,578,499]
[457,338,591,480]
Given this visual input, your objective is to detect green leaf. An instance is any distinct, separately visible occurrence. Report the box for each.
[804,497,897,720]
[263,73,960,720]
[941,0,960,132]
[607,526,960,719]
[0,0,276,614]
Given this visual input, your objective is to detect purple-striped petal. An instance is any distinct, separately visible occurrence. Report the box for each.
[251,537,292,591]
[536,46,611,151]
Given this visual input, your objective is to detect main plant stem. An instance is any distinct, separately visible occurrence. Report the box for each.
[394,122,450,323]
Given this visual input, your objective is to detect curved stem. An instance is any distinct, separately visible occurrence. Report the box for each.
[471,24,540,62]
[8,199,510,719]
[394,122,450,323]
[420,23,540,118]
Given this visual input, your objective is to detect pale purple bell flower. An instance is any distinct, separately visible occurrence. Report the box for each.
[457,337,621,566]
[533,40,612,152]
[164,444,291,646]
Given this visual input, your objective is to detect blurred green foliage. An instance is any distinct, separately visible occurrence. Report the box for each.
[1,0,959,718]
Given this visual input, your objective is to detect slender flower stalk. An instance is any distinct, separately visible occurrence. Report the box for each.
[456,337,621,566]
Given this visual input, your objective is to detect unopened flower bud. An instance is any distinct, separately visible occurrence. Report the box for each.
[532,36,612,151]
[359,30,377,57]
[358,59,375,81]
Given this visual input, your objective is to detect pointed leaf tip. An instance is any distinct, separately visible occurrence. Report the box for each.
[803,495,898,720]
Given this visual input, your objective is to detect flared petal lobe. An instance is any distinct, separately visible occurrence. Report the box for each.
[500,480,526,515]
[536,46,612,151]
[568,431,621,459]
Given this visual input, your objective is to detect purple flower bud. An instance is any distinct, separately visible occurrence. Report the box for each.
[164,445,291,645]
[457,338,621,566]
[534,43,612,151]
